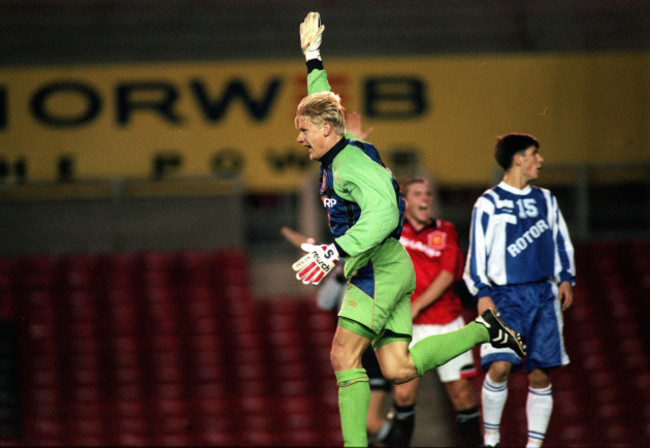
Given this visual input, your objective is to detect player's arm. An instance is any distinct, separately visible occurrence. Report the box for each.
[300,12,330,95]
[280,226,315,248]
[463,197,498,313]
[306,60,331,96]
[291,13,343,286]
[411,270,454,319]
[300,11,360,142]
[551,194,576,286]
[332,154,399,258]
[411,225,460,318]
[548,193,575,311]
[557,281,573,311]
[555,211,575,310]
[346,111,374,141]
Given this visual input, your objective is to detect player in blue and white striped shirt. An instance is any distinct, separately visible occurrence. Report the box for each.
[464,133,576,447]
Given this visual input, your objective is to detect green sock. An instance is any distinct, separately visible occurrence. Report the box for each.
[336,368,370,447]
[409,321,489,376]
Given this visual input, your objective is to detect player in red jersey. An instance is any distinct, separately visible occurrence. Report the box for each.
[383,177,483,447]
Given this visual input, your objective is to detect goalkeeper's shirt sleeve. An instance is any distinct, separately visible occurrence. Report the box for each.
[306,60,330,95]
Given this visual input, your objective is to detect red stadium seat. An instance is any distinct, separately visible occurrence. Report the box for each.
[242,428,275,446]
[112,399,146,419]
[16,255,55,289]
[23,420,64,445]
[192,364,227,384]
[16,243,646,447]
[111,383,145,401]
[236,362,266,383]
[147,333,181,353]
[28,370,59,389]
[0,291,15,320]
[240,395,271,415]
[195,396,230,418]
[23,289,56,314]
[69,369,102,390]
[151,382,186,401]
[198,424,237,447]
[23,325,57,352]
[274,360,308,382]
[112,367,143,385]
[111,431,149,446]
[97,252,135,280]
[178,250,214,287]
[0,257,14,291]
[139,251,174,274]
[58,253,94,291]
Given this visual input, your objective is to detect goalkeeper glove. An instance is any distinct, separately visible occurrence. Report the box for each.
[292,243,339,285]
[300,11,324,61]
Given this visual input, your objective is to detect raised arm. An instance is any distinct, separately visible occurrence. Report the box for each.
[300,12,330,95]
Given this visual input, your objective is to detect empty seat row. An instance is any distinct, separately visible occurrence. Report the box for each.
[2,248,342,446]
[3,238,649,446]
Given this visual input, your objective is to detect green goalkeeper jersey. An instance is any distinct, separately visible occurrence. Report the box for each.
[306,60,406,277]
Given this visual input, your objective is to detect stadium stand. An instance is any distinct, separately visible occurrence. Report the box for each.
[1,239,648,446]
[3,248,341,446]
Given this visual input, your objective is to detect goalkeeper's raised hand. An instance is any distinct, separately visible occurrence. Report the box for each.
[300,11,324,61]
[292,242,339,285]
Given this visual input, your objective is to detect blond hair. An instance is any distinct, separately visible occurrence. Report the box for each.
[295,91,346,136]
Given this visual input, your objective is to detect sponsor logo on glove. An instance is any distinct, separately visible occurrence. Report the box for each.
[292,243,339,285]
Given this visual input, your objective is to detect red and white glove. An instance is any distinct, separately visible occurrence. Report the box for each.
[292,243,339,285]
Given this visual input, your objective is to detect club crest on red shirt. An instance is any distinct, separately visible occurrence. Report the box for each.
[428,231,446,249]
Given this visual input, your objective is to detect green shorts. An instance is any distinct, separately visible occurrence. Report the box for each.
[337,237,416,348]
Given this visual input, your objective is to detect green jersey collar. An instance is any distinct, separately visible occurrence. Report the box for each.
[318,137,349,166]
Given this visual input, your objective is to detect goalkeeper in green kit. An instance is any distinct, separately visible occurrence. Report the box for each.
[292,12,526,447]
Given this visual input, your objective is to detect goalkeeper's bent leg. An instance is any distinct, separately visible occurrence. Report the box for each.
[336,368,370,447]
[409,322,489,376]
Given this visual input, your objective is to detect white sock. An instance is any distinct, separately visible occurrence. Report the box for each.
[526,384,553,447]
[375,420,391,441]
[482,375,508,446]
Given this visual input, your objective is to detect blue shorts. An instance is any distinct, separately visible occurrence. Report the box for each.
[480,280,570,374]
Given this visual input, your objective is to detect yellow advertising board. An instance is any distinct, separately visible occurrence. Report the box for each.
[1,51,648,191]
